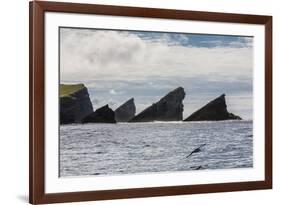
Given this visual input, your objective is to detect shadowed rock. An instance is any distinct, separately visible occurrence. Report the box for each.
[130,87,185,122]
[115,98,136,122]
[82,104,116,123]
[184,94,241,121]
[60,84,93,124]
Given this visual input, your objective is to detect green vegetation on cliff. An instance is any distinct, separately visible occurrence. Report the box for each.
[60,83,93,124]
[60,84,85,97]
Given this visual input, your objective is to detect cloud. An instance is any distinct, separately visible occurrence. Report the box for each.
[60,28,253,83]
[109,89,116,95]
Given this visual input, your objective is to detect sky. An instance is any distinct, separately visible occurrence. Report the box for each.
[60,27,253,120]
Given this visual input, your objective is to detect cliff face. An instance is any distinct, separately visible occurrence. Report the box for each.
[60,84,93,124]
[130,87,185,122]
[184,94,241,121]
[115,98,136,122]
[82,105,116,123]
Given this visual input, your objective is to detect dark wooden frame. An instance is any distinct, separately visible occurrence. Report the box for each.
[29,1,272,204]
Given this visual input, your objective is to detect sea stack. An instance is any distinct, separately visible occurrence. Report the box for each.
[115,98,136,122]
[82,104,116,123]
[60,84,93,124]
[130,87,185,122]
[184,94,241,121]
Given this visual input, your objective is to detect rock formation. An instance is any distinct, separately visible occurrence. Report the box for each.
[130,87,185,122]
[114,98,136,122]
[60,84,93,124]
[184,94,241,121]
[82,104,116,123]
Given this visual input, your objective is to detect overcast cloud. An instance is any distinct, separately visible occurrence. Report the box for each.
[60,28,253,119]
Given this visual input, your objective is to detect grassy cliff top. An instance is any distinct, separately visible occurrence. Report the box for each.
[60,84,85,97]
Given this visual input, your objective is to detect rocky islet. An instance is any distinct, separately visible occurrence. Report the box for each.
[60,84,241,124]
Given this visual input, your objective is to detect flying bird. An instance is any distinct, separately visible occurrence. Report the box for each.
[186,144,206,159]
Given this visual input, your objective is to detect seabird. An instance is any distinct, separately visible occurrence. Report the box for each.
[186,144,206,159]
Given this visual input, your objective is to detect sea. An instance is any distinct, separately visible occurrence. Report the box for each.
[59,120,253,177]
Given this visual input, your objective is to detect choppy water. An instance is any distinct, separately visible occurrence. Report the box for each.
[59,120,253,177]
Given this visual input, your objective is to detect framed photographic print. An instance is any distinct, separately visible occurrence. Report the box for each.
[29,1,272,204]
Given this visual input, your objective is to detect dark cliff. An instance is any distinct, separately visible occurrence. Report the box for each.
[82,104,116,123]
[60,84,93,124]
[114,98,136,122]
[184,94,241,121]
[130,87,185,122]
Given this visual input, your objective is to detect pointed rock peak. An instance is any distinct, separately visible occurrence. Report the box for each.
[158,87,185,103]
[219,93,226,98]
[165,87,184,96]
[217,93,226,101]
[130,87,185,122]
[82,104,116,123]
[126,98,134,103]
[99,104,109,110]
[175,87,184,91]
[115,98,136,122]
[208,94,227,106]
[184,94,241,121]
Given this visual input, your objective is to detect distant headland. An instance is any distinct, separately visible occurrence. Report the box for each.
[59,84,241,125]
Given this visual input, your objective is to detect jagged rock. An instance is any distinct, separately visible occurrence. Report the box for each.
[130,87,185,122]
[184,94,241,121]
[60,84,93,124]
[115,98,136,122]
[82,105,116,123]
